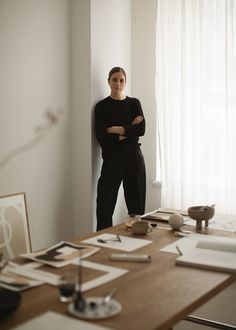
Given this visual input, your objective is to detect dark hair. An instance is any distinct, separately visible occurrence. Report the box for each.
[108,67,126,81]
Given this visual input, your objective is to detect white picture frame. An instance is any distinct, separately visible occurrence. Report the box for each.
[0,192,31,261]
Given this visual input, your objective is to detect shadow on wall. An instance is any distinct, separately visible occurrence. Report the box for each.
[0,107,63,171]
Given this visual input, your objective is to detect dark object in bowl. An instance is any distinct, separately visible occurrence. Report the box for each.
[0,288,21,319]
[188,206,215,229]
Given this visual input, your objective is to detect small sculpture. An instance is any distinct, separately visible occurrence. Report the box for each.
[168,213,184,230]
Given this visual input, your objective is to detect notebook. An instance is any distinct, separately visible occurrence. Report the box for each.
[176,237,236,273]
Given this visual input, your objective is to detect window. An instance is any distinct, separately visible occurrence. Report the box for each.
[155,0,236,215]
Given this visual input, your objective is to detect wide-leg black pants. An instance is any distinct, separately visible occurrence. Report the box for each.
[96,144,146,231]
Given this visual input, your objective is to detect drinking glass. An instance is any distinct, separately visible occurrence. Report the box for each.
[58,271,76,303]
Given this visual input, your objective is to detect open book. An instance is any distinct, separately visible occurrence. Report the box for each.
[176,237,236,273]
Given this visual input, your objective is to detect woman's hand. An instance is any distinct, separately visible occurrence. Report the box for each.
[132,115,143,125]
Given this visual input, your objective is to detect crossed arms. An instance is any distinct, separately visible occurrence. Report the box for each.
[106,115,144,140]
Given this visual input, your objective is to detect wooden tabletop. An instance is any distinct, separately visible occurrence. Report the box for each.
[1,223,235,330]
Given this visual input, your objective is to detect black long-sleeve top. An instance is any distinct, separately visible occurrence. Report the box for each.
[95,96,145,159]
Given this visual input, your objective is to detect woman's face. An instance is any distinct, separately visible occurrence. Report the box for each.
[108,72,126,95]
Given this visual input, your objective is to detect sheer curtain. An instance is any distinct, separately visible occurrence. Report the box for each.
[156,0,236,215]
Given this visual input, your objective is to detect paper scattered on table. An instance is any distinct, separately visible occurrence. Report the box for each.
[72,259,128,292]
[82,233,152,252]
[6,261,60,286]
[161,233,202,254]
[11,310,112,330]
[0,262,43,291]
[21,241,100,268]
[9,259,128,291]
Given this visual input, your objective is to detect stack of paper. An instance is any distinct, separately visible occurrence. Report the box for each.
[0,262,43,291]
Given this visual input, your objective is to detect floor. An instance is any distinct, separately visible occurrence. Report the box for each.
[174,282,236,329]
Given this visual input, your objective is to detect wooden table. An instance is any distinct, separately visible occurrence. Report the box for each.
[1,223,235,330]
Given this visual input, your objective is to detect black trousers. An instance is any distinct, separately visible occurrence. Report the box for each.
[96,144,146,231]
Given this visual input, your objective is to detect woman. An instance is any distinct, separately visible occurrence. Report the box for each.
[95,67,146,230]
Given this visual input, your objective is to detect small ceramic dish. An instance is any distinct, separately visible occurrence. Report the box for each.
[68,296,122,320]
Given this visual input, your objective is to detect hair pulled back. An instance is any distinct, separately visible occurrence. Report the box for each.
[108,67,126,81]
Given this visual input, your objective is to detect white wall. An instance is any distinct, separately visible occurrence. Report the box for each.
[71,0,132,237]
[0,0,159,252]
[91,0,132,229]
[71,0,92,238]
[72,0,159,237]
[0,0,73,250]
[132,0,161,212]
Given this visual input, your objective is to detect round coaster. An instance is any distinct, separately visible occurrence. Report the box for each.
[68,296,122,320]
[0,288,21,319]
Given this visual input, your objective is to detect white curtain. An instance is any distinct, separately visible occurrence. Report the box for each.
[156,0,236,215]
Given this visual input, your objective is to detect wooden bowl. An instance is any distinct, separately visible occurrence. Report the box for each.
[188,206,215,221]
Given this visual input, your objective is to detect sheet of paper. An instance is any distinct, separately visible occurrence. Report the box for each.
[11,311,112,330]
[72,260,128,292]
[160,233,205,254]
[7,262,61,285]
[9,259,128,292]
[82,233,152,251]
[161,233,236,255]
[0,262,43,291]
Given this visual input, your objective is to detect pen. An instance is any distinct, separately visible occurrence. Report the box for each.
[97,239,107,244]
[176,245,183,255]
[97,235,122,244]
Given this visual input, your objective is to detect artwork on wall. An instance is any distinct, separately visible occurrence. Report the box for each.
[0,193,31,261]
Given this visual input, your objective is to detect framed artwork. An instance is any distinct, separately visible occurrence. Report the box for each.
[0,193,31,261]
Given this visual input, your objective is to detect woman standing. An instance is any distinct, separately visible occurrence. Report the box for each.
[95,67,146,230]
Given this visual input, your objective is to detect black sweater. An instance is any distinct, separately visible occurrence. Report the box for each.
[95,96,145,158]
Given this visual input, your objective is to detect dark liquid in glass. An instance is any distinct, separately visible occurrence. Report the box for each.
[59,283,75,298]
